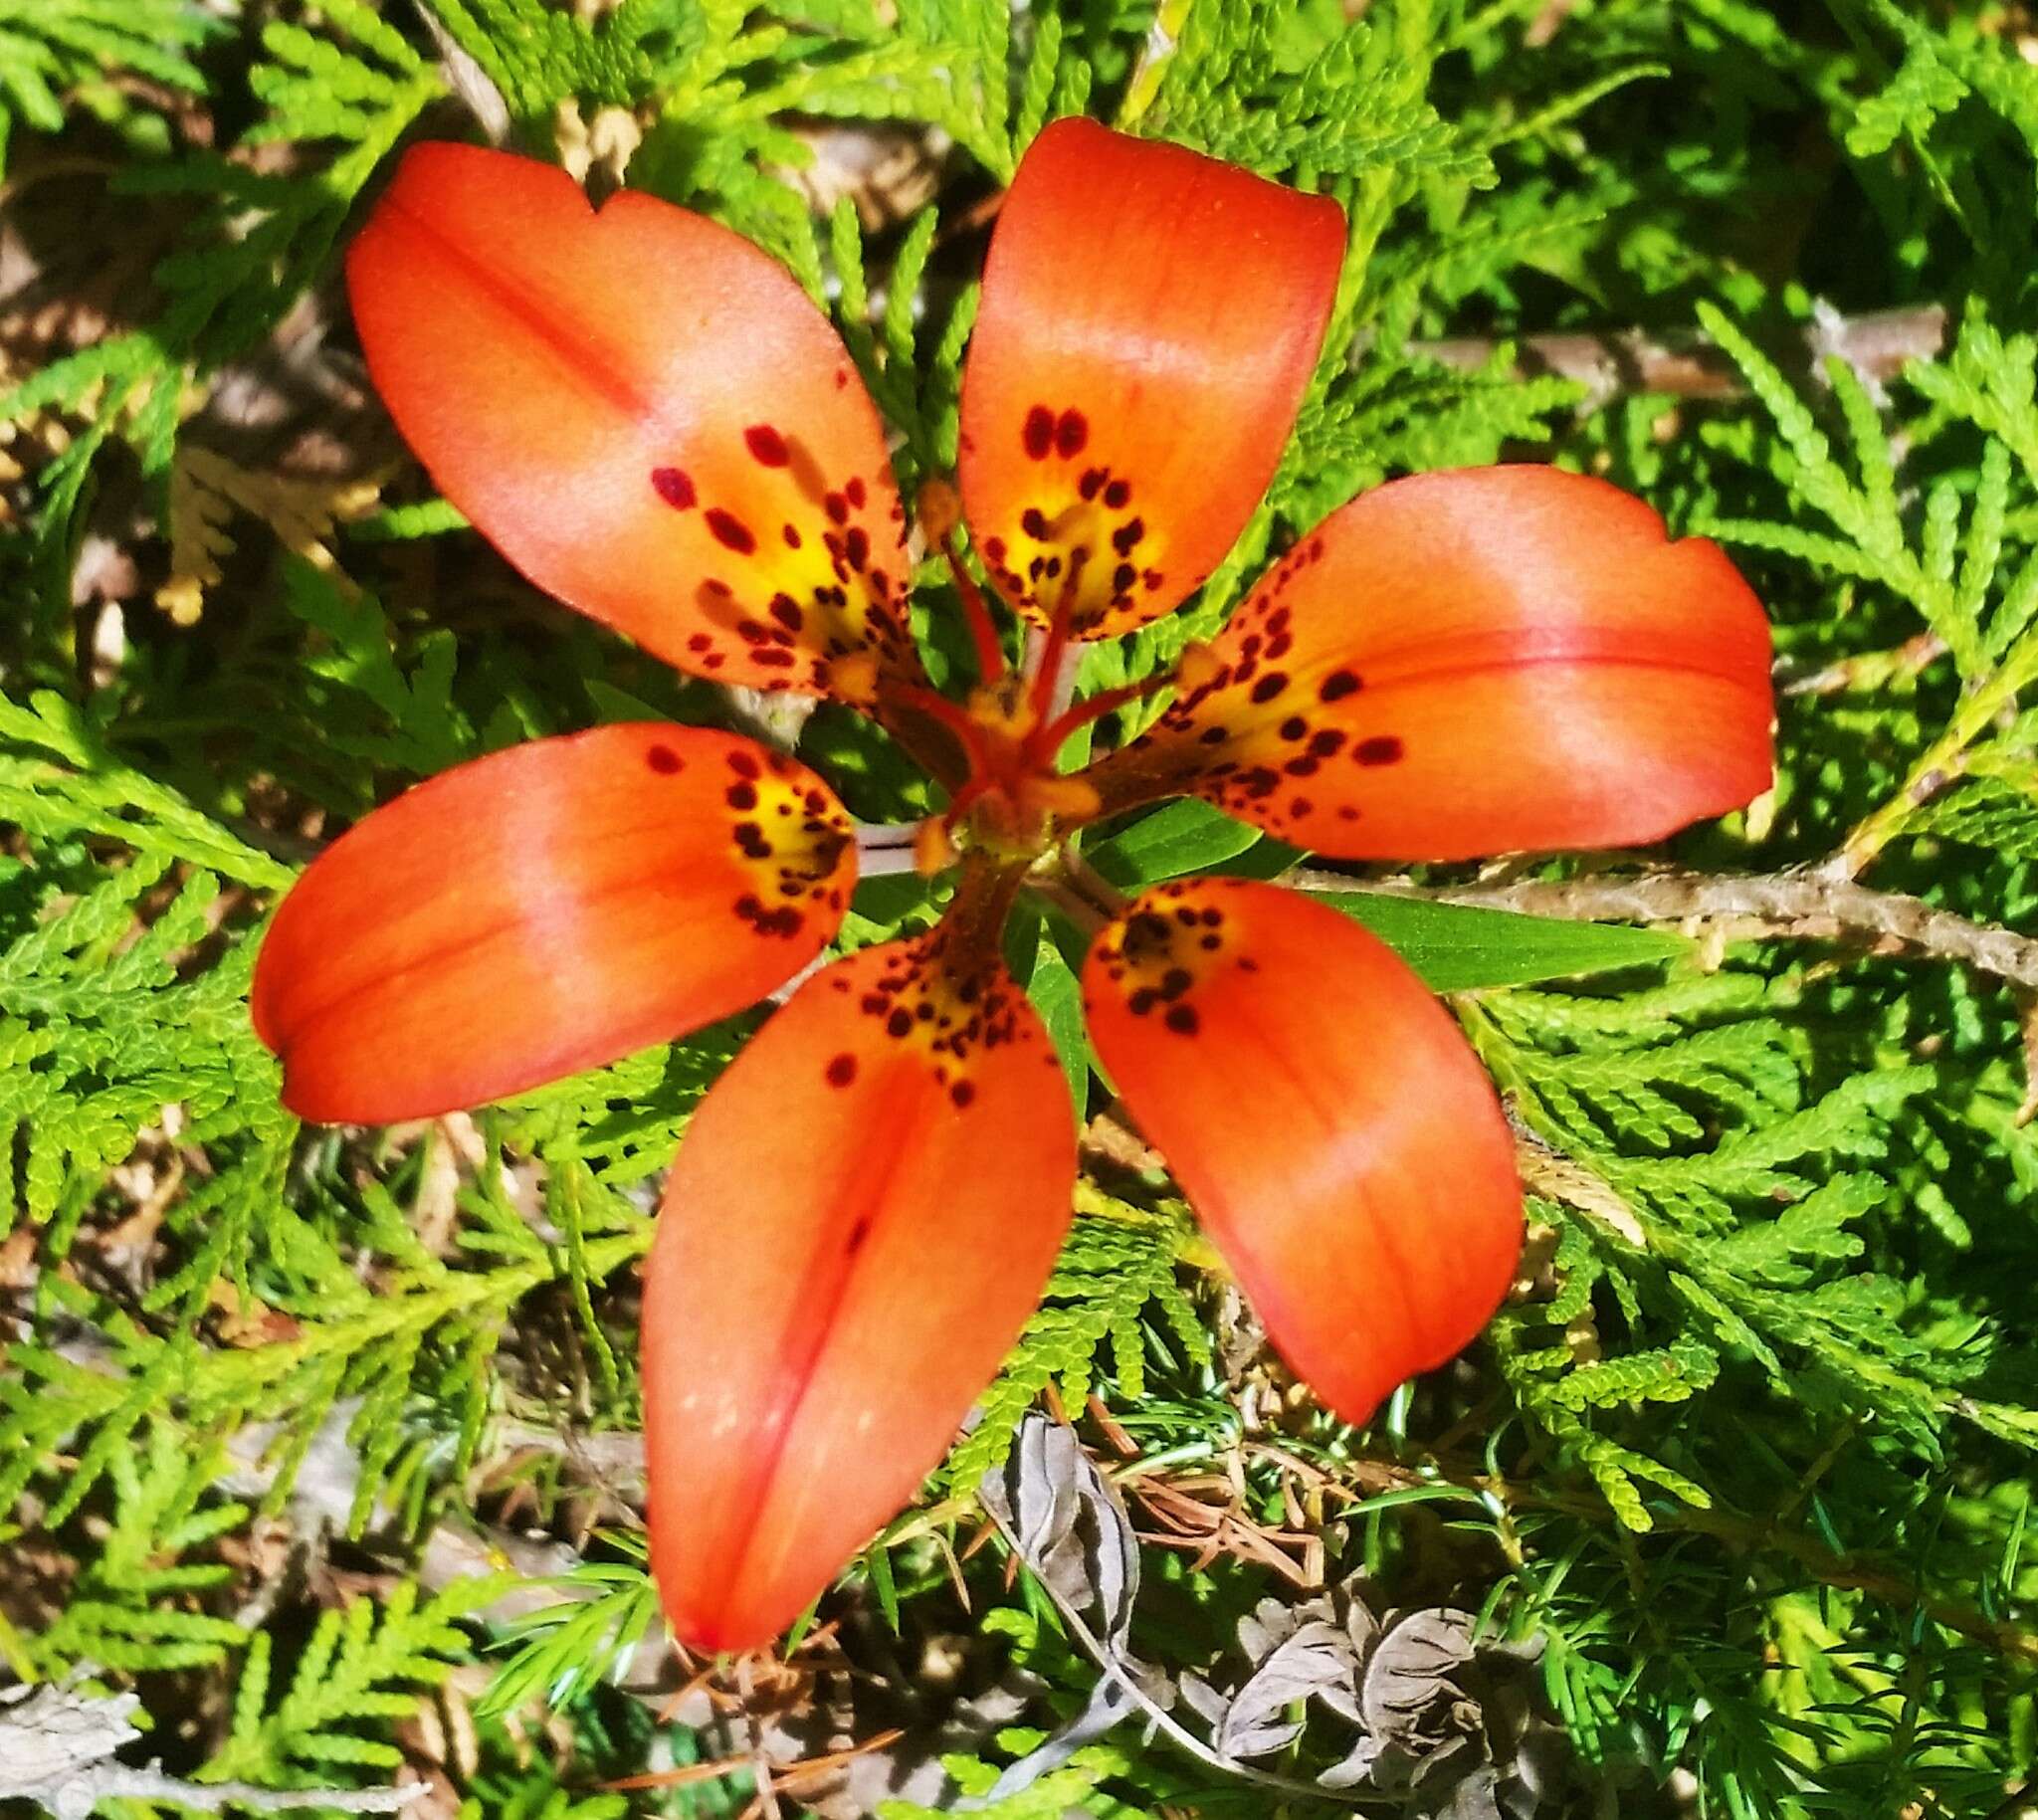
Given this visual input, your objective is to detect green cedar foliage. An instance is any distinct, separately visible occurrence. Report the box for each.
[5,2,2038,1817]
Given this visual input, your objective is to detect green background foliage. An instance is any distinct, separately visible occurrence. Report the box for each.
[5,0,2038,1815]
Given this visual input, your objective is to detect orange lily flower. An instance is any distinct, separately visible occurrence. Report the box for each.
[252,120,1774,1654]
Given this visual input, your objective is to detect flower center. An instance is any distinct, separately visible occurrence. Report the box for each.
[950,683,1104,864]
[884,674,1107,872]
[882,481,1186,876]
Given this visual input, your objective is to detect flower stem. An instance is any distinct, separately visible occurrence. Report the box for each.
[1026,846,1129,939]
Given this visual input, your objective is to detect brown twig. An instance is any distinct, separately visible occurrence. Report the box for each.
[1668,1504,2038,1664]
[1782,630,1948,698]
[1292,867,2038,991]
[1405,303,1948,403]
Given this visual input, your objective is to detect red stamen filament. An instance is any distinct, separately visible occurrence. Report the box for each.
[885,682,998,776]
[943,534,1007,686]
[943,774,995,824]
[1026,564,1085,724]
[1026,679,1159,765]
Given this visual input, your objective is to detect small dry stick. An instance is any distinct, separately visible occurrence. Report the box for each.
[1406,303,1948,405]
[1296,868,2038,992]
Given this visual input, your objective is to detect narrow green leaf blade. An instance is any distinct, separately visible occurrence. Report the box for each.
[1316,891,1692,991]
[1086,800,1261,889]
[1027,933,1094,1107]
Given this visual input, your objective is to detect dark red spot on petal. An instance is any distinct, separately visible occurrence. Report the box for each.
[1023,406,1055,460]
[826,1053,857,1088]
[726,781,758,809]
[846,477,867,508]
[744,424,789,466]
[733,894,803,937]
[1055,410,1088,458]
[706,508,755,553]
[1320,670,1362,703]
[1355,735,1404,765]
[1250,673,1289,705]
[645,743,682,773]
[1164,1003,1200,1036]
[1103,479,1130,509]
[1021,507,1050,540]
[950,1080,976,1109]
[651,467,696,508]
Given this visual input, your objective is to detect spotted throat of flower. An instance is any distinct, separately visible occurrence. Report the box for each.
[864,481,1198,899]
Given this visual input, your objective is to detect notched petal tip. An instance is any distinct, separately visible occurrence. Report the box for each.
[1090,464,1775,863]
[1083,878,1521,1427]
[643,917,1077,1652]
[347,141,919,705]
[254,724,855,1125]
[958,119,1345,642]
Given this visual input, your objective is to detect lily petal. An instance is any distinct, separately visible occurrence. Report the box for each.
[347,143,917,704]
[957,119,1343,640]
[253,725,855,1122]
[642,920,1077,1652]
[1083,879,1520,1426]
[1087,467,1775,859]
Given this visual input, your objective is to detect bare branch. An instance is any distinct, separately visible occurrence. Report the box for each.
[1295,868,2038,991]
[1405,303,1947,404]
